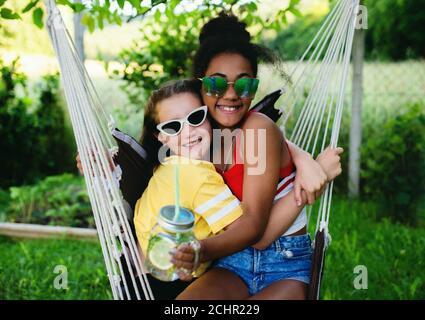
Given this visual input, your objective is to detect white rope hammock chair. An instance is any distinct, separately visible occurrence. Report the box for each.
[44,0,360,300]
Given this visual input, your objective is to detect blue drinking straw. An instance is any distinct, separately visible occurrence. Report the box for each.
[173,163,180,222]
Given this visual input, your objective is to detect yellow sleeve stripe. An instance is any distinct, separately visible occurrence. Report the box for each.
[194,187,233,214]
[205,198,240,226]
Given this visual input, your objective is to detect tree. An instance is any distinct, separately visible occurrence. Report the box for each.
[270,0,425,61]
[363,0,425,60]
[0,59,75,188]
[0,0,300,32]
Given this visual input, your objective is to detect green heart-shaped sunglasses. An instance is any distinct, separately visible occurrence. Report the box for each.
[199,76,259,99]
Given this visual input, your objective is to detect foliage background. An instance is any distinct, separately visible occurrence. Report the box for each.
[269,0,425,61]
[0,59,76,188]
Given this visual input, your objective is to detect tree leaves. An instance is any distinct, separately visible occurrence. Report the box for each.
[359,102,425,224]
[128,0,141,10]
[289,0,301,8]
[32,7,43,28]
[1,0,299,35]
[81,14,95,33]
[0,8,21,20]
[22,0,40,14]
[56,0,73,6]
[71,3,85,13]
[289,7,303,18]
[117,0,125,10]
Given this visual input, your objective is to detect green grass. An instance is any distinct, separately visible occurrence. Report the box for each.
[0,236,111,300]
[1,197,424,300]
[320,198,425,300]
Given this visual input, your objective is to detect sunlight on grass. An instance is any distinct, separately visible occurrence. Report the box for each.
[0,236,111,300]
[319,198,425,300]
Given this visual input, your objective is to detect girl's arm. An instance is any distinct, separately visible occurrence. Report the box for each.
[286,140,328,206]
[198,113,283,262]
[171,112,283,271]
[252,146,344,250]
[252,189,307,250]
[175,120,345,264]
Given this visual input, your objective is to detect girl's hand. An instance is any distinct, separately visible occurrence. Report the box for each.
[76,153,84,175]
[170,241,203,282]
[316,146,344,181]
[293,153,328,206]
[75,151,116,176]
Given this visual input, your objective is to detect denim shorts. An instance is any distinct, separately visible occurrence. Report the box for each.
[213,234,313,295]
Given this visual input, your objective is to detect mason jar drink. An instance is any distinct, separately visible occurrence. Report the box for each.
[145,205,197,281]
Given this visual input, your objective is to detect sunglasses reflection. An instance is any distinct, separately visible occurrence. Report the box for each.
[199,76,259,98]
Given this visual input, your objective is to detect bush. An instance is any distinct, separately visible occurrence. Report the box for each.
[292,99,425,225]
[0,58,33,187]
[0,189,10,221]
[4,174,93,228]
[360,102,425,224]
[363,0,425,61]
[0,58,76,188]
[31,74,76,177]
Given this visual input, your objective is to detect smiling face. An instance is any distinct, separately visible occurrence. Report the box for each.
[156,93,211,160]
[202,52,255,129]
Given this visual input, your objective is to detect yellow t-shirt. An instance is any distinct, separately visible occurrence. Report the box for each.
[134,155,243,277]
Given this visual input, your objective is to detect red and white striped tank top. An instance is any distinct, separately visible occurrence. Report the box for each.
[219,111,307,235]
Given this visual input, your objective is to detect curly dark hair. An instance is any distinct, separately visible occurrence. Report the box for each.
[192,12,280,78]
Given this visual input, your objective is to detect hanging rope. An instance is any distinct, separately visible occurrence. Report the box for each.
[44,0,153,300]
[275,0,359,299]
